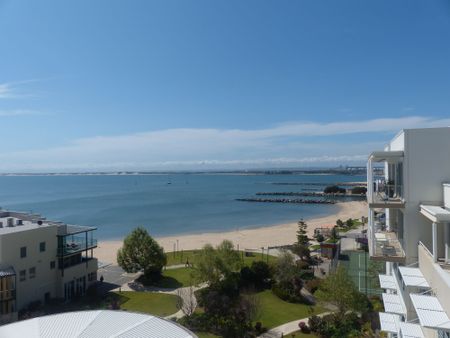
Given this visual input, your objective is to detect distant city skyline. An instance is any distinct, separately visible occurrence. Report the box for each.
[1,1,450,172]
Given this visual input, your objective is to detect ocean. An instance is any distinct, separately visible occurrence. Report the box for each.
[0,174,365,240]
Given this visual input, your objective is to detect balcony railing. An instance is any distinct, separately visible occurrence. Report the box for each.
[368,182,404,208]
[369,228,406,263]
[57,238,98,256]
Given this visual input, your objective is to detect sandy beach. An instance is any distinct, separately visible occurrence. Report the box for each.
[96,200,367,265]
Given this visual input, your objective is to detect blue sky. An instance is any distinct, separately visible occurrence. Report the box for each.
[1,0,450,171]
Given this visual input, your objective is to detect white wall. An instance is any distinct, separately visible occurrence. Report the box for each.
[401,128,450,263]
[0,226,59,310]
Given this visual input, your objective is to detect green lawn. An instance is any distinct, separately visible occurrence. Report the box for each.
[166,250,276,267]
[195,332,221,338]
[256,290,326,329]
[109,291,178,317]
[288,330,318,337]
[155,267,196,288]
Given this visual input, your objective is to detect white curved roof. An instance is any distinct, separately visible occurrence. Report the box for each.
[0,310,197,338]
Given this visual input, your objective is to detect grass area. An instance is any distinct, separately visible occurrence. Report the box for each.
[309,244,320,251]
[255,290,326,329]
[195,332,221,338]
[288,330,318,337]
[108,291,178,317]
[155,267,196,288]
[166,250,276,267]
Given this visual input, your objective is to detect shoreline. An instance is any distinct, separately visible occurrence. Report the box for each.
[96,200,368,265]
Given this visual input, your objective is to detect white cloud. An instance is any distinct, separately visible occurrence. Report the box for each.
[0,116,448,172]
[0,80,41,99]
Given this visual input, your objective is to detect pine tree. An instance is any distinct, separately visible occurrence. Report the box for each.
[296,219,309,246]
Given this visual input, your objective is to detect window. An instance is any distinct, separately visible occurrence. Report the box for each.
[40,241,46,252]
[19,270,26,281]
[20,246,27,258]
[29,267,36,279]
[50,261,56,269]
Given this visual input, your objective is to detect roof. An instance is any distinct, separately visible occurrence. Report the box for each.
[382,293,406,316]
[398,267,430,288]
[420,204,450,223]
[369,151,404,162]
[0,310,197,338]
[379,312,400,333]
[410,294,450,330]
[399,322,424,338]
[379,274,397,290]
[0,265,15,277]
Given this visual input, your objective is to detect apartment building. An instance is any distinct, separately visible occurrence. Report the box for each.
[367,127,450,338]
[0,210,98,325]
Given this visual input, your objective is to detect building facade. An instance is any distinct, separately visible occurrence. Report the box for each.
[0,210,98,325]
[367,127,450,338]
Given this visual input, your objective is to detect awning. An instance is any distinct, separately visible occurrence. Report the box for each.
[410,294,450,330]
[399,322,424,338]
[420,204,450,223]
[379,274,397,290]
[382,293,406,316]
[379,312,400,333]
[398,267,430,288]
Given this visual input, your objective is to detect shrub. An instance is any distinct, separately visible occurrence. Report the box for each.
[305,279,321,294]
[351,186,367,195]
[299,321,311,334]
[315,233,325,242]
[324,185,346,194]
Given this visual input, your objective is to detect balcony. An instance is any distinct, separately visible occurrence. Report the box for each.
[368,182,405,208]
[57,237,97,256]
[57,224,97,257]
[367,150,404,208]
[369,231,405,263]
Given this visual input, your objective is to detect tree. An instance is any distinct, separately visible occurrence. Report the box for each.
[291,243,311,262]
[316,266,368,315]
[296,219,309,246]
[345,218,353,228]
[194,240,242,285]
[330,226,339,241]
[336,219,344,227]
[117,227,166,281]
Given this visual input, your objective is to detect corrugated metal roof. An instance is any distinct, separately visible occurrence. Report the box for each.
[398,267,430,288]
[410,294,450,330]
[382,293,406,315]
[379,312,400,333]
[399,322,424,338]
[379,274,397,290]
[0,310,196,338]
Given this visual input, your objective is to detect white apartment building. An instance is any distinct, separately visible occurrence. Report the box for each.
[0,210,98,325]
[367,127,450,338]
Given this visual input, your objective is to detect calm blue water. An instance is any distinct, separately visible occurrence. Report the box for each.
[0,174,365,239]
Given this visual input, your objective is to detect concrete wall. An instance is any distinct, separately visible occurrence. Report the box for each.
[418,243,450,316]
[56,258,98,298]
[0,226,59,310]
[444,184,450,209]
[402,128,450,264]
